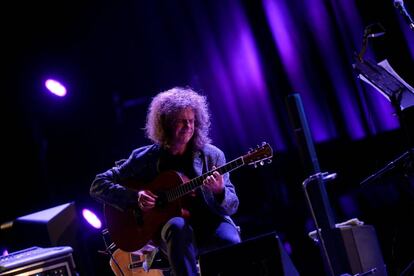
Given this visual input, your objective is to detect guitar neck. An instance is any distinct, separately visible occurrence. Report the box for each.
[166,156,245,202]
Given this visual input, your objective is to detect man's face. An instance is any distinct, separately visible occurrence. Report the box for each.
[170,108,195,147]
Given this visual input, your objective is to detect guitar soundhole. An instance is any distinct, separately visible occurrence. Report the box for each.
[155,192,168,208]
[133,208,144,225]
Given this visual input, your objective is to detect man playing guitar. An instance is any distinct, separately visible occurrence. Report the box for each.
[91,87,242,275]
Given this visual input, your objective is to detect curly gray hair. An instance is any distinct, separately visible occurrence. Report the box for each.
[145,87,211,150]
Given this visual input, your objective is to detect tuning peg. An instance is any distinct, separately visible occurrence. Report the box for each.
[253,162,258,168]
[267,159,272,164]
[262,141,266,146]
[260,161,264,166]
[249,147,253,153]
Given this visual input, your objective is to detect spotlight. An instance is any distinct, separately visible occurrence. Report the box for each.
[81,209,102,229]
[44,79,67,97]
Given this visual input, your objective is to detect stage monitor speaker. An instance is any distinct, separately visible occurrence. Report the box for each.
[2,202,79,252]
[0,202,94,275]
[198,232,299,276]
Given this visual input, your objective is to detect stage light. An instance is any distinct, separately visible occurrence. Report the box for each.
[81,209,102,229]
[44,79,67,97]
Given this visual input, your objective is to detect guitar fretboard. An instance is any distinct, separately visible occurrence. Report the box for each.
[166,157,245,202]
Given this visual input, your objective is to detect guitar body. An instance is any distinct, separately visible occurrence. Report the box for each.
[110,249,164,276]
[105,170,189,252]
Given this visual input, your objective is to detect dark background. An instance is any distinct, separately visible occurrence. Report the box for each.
[3,0,414,275]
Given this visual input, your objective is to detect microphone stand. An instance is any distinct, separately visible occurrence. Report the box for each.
[360,75,414,186]
[394,0,414,31]
[360,148,413,186]
[354,23,414,186]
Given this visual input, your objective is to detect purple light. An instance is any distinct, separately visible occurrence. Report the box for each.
[263,0,332,142]
[226,5,266,95]
[82,209,102,229]
[305,0,366,139]
[45,79,67,97]
[263,0,299,77]
[283,241,292,254]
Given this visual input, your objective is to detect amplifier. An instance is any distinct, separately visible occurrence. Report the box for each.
[0,246,76,276]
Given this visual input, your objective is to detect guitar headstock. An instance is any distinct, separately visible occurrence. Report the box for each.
[243,142,273,168]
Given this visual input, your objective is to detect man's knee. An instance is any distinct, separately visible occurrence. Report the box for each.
[162,217,192,241]
[217,224,241,246]
[220,232,241,246]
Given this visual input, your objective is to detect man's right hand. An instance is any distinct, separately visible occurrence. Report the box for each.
[138,190,158,211]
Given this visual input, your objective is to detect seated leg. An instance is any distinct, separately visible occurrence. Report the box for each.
[160,217,198,276]
[195,221,241,255]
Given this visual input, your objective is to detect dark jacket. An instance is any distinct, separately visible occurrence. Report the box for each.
[90,143,239,226]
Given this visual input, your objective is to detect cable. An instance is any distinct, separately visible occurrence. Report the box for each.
[101,229,125,276]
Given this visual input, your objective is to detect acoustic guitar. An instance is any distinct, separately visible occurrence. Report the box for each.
[109,248,164,276]
[105,142,273,252]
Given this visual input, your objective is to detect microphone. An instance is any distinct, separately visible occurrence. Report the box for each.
[366,31,385,38]
[394,0,414,29]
